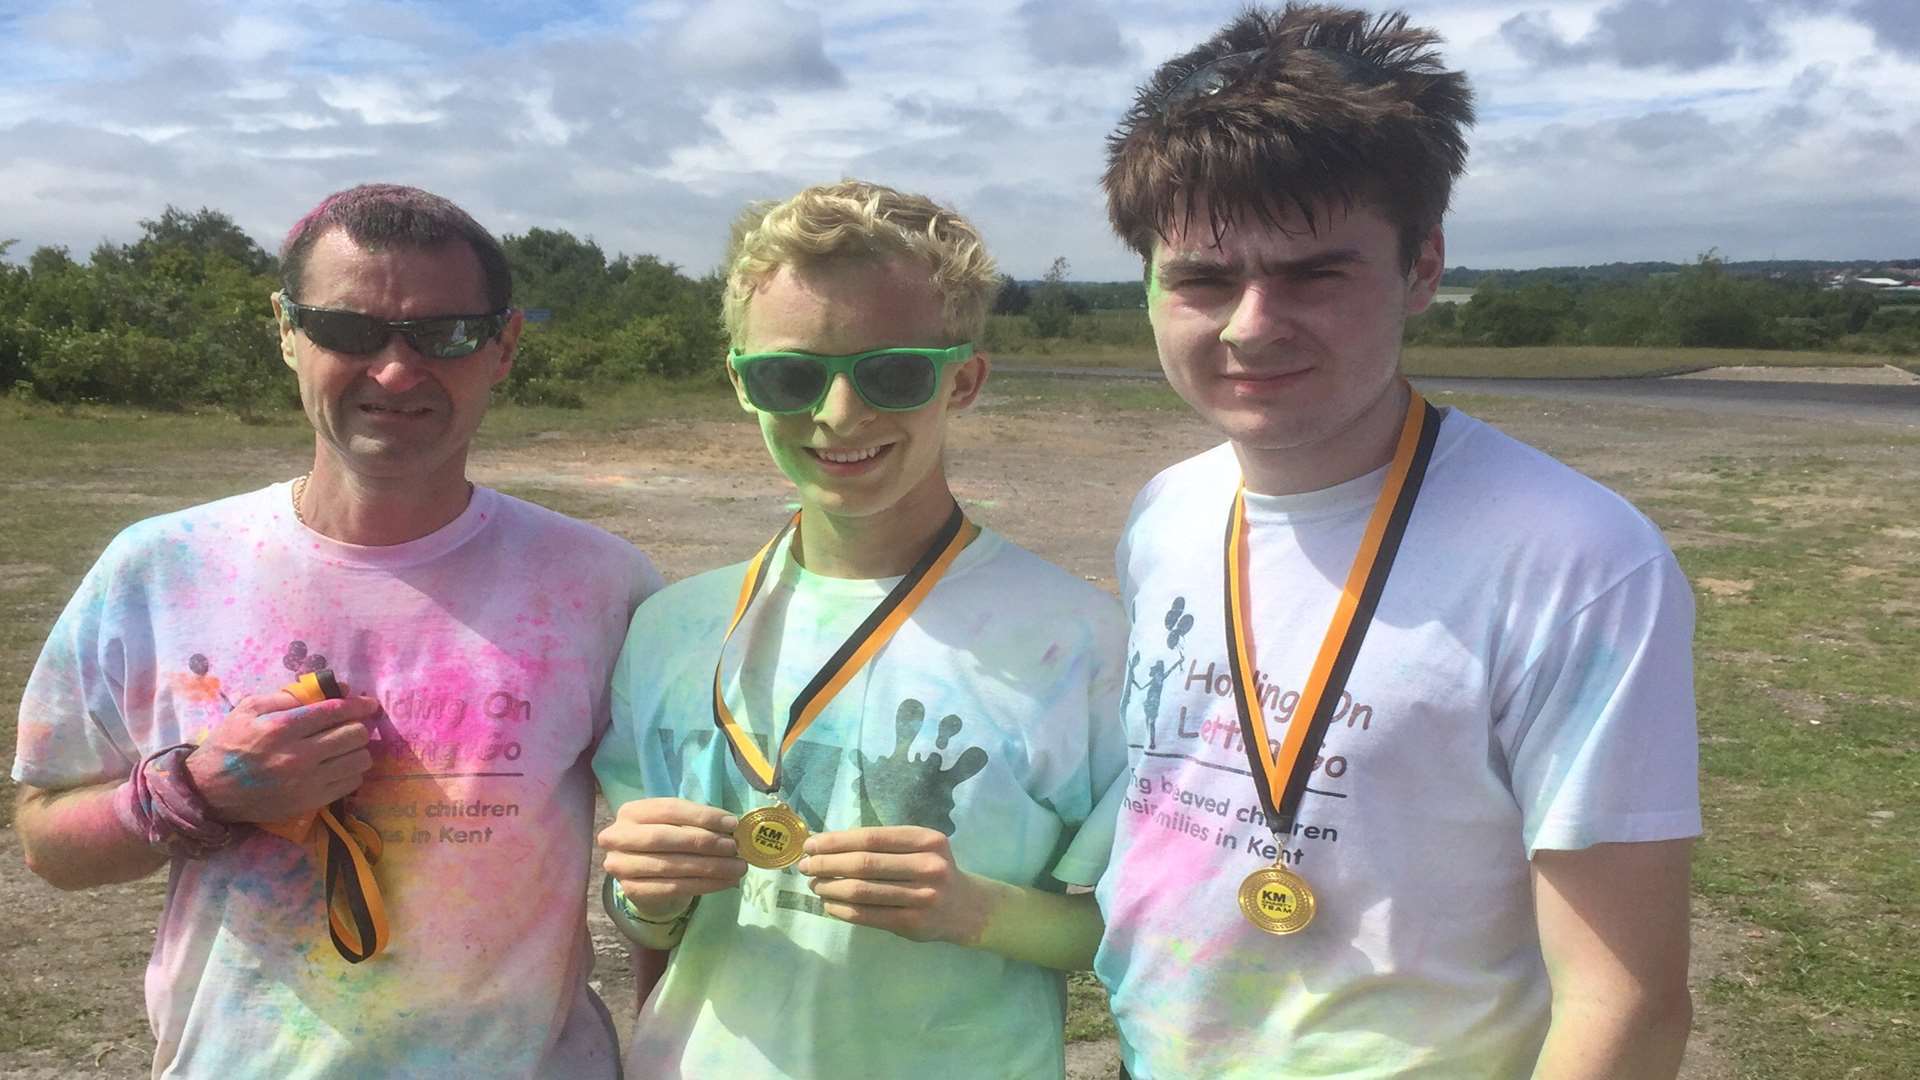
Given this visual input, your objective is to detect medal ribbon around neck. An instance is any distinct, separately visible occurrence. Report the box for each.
[712,502,972,794]
[1224,385,1441,837]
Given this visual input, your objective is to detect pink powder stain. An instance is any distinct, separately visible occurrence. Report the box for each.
[1109,804,1242,967]
[121,666,159,704]
[1041,643,1062,665]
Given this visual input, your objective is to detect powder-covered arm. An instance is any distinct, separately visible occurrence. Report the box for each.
[798,825,1104,971]
[15,779,168,890]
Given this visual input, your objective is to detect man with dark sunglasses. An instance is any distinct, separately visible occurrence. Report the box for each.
[592,180,1127,1078]
[14,183,661,1077]
[1076,5,1701,1079]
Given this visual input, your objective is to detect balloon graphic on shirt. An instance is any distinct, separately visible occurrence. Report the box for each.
[282,639,329,675]
[854,697,988,836]
[1164,597,1194,650]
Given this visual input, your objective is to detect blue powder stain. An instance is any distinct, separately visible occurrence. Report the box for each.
[223,750,268,789]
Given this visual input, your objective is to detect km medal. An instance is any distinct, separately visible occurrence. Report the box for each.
[1237,864,1317,936]
[735,804,809,870]
[1222,384,1439,934]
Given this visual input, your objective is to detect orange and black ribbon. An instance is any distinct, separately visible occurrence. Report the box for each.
[316,800,388,962]
[1224,386,1441,837]
[713,503,971,794]
[271,669,390,963]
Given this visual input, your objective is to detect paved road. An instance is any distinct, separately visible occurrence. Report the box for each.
[1415,375,1918,427]
[1005,367,1918,427]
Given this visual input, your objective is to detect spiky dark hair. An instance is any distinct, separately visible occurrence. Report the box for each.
[1104,3,1474,268]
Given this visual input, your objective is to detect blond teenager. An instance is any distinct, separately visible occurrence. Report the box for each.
[592,181,1126,1079]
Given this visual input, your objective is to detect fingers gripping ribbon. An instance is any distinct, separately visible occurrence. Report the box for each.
[268,670,390,963]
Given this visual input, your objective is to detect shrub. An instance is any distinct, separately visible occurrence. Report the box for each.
[28,327,199,406]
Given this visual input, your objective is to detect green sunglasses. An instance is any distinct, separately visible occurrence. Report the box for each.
[728,343,975,414]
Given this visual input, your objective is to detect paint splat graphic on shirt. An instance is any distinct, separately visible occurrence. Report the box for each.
[855,697,988,835]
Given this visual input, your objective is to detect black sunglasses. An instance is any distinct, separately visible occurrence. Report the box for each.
[1158,46,1390,112]
[279,292,512,360]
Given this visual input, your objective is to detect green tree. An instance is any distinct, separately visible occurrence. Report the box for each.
[502,228,614,328]
[128,206,274,275]
[1028,256,1075,339]
[1460,280,1577,346]
[992,274,1031,315]
[1657,252,1768,348]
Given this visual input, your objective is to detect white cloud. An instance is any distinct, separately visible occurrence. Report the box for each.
[0,0,1915,278]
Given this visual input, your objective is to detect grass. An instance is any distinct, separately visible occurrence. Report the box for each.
[993,343,1916,379]
[2,378,1915,1077]
[1630,447,1920,1075]
[1067,972,1117,1042]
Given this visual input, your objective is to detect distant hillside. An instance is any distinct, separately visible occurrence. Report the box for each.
[1029,259,1920,298]
[1441,259,1920,288]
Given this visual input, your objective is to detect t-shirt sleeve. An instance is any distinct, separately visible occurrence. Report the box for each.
[13,540,144,789]
[593,602,658,812]
[630,551,667,611]
[1049,600,1131,888]
[1497,551,1702,854]
[588,545,670,749]
[1051,766,1126,888]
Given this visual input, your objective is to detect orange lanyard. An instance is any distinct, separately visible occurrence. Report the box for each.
[1224,387,1440,834]
[712,504,972,793]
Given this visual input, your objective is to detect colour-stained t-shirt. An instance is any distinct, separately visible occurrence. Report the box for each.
[594,527,1127,1080]
[13,482,662,1079]
[1082,410,1702,1079]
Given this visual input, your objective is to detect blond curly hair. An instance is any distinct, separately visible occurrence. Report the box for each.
[722,180,1000,348]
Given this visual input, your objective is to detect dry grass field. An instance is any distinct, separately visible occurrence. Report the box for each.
[2,368,1914,1078]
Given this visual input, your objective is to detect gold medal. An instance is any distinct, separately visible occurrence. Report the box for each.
[735,804,809,869]
[1238,864,1317,935]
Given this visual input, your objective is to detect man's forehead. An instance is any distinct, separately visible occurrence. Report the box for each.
[300,229,486,302]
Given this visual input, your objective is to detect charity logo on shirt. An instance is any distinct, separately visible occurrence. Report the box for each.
[169,638,540,851]
[1118,595,1360,866]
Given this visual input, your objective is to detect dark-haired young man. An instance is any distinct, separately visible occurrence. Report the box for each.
[1084,6,1699,1077]
[14,184,660,1076]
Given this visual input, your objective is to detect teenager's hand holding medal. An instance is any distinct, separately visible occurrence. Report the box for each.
[598,798,750,921]
[795,825,992,945]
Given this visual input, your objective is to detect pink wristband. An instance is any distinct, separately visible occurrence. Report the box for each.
[114,744,234,858]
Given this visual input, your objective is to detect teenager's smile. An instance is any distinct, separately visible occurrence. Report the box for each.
[806,443,894,475]
[1220,364,1316,397]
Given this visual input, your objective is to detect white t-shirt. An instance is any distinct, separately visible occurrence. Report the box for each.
[594,527,1128,1080]
[1085,410,1701,1078]
[13,483,662,1079]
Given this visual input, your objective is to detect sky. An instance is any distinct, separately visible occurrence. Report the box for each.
[2,0,1916,279]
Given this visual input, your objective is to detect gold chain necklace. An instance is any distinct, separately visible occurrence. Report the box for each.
[292,472,476,530]
[292,473,312,527]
